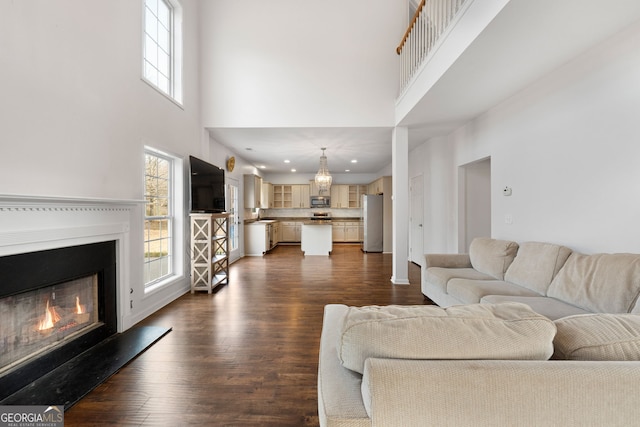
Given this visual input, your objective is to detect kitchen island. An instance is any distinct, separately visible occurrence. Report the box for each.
[300,221,332,256]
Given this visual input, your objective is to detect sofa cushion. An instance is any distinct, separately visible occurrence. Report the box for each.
[469,238,519,280]
[553,313,640,360]
[424,253,471,269]
[504,242,572,295]
[425,267,495,293]
[547,253,640,313]
[447,279,539,304]
[480,295,590,321]
[337,303,556,374]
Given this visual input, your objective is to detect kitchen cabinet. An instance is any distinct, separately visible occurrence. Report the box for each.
[368,176,391,195]
[348,185,368,208]
[310,180,319,196]
[368,178,382,195]
[332,222,345,241]
[272,221,280,245]
[244,174,263,208]
[280,221,302,242]
[345,221,360,241]
[330,185,349,208]
[245,221,278,256]
[330,185,366,208]
[292,184,310,208]
[332,220,362,242]
[273,184,309,208]
[301,223,332,256]
[273,185,293,208]
[261,182,274,208]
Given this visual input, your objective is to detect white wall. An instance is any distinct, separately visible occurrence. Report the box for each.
[411,20,640,254]
[0,0,202,199]
[0,0,203,328]
[199,0,405,128]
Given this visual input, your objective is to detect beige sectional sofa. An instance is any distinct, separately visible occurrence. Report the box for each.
[318,302,640,426]
[422,237,640,320]
[317,238,640,426]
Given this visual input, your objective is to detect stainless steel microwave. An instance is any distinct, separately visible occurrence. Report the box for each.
[310,196,331,208]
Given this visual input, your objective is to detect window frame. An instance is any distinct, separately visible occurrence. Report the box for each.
[142,0,183,105]
[143,146,185,293]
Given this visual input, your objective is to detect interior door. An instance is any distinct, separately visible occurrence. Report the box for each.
[410,174,424,266]
[461,158,491,251]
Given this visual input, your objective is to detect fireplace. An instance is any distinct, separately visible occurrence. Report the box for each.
[0,241,117,400]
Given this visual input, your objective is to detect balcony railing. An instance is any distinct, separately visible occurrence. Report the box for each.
[396,0,468,95]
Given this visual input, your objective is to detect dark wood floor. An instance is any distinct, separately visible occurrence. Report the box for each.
[65,244,431,426]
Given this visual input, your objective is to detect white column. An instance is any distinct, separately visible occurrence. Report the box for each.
[391,127,410,285]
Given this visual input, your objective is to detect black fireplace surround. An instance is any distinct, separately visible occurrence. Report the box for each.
[0,241,117,400]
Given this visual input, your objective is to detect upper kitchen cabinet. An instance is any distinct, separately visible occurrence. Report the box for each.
[348,185,368,208]
[330,185,349,208]
[310,180,318,196]
[244,174,263,208]
[368,176,391,195]
[262,182,274,209]
[292,184,310,208]
[272,184,309,208]
[331,184,368,208]
[273,184,292,208]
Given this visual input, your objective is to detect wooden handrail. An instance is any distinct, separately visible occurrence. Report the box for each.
[396,0,426,55]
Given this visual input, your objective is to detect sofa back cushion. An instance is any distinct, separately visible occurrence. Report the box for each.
[469,237,519,280]
[337,302,556,374]
[504,242,572,295]
[547,253,640,313]
[553,314,640,360]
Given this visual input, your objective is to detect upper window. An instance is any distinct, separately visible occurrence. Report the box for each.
[143,0,183,104]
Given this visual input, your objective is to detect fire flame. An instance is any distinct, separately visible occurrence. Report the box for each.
[75,296,85,314]
[38,299,61,331]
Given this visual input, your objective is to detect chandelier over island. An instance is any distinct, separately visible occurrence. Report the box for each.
[315,147,332,194]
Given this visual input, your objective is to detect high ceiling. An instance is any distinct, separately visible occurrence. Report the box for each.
[207,126,429,175]
[208,0,640,175]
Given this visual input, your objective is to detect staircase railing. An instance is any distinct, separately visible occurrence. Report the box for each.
[396,0,468,95]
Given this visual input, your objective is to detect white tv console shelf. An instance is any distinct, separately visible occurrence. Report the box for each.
[189,213,229,294]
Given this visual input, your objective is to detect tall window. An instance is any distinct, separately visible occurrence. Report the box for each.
[143,0,183,103]
[144,148,183,289]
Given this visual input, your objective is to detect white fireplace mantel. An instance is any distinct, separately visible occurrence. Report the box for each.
[0,194,146,332]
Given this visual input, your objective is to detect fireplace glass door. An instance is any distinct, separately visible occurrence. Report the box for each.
[0,274,100,375]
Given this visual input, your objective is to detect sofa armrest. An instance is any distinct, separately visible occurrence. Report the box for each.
[362,358,640,427]
[424,253,471,268]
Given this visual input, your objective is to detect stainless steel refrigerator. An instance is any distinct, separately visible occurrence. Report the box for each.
[361,194,383,252]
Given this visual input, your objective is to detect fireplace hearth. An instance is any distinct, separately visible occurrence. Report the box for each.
[0,241,117,400]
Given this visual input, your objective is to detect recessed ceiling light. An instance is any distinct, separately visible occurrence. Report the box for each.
[351,159,358,163]
[345,169,350,172]
[259,165,266,169]
[284,160,290,163]
[291,168,296,172]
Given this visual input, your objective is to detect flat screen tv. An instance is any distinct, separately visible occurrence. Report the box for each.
[189,155,225,213]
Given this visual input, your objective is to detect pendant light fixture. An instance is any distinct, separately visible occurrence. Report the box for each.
[315,147,332,194]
